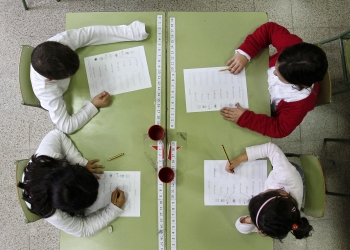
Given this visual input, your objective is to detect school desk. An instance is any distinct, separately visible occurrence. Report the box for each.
[61,12,272,250]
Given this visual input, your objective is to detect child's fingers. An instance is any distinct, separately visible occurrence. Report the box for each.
[226,56,235,66]
[92,169,104,174]
[90,159,100,164]
[94,174,101,179]
[92,164,104,169]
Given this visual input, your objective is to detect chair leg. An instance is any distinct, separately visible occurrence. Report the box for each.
[324,138,350,142]
[22,0,28,10]
[285,153,301,157]
[326,191,350,197]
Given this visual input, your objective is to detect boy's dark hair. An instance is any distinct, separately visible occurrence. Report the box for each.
[31,41,80,80]
[278,42,328,88]
[18,155,99,218]
[249,190,313,240]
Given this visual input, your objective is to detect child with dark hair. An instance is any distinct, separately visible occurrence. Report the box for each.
[18,130,125,237]
[220,22,328,138]
[225,142,312,239]
[30,21,149,134]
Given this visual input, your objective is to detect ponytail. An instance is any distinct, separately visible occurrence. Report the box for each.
[292,217,313,239]
[249,190,313,240]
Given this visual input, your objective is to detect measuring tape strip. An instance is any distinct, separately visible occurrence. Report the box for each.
[170,141,177,249]
[156,14,165,250]
[169,17,176,129]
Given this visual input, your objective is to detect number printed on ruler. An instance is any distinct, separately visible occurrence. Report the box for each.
[171,141,177,249]
[156,15,165,250]
[170,17,176,129]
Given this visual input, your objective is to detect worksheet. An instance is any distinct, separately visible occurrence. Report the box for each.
[184,67,248,112]
[204,160,267,206]
[85,171,141,217]
[84,46,152,98]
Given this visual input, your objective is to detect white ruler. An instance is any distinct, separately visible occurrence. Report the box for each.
[170,141,177,250]
[156,14,165,250]
[169,17,176,129]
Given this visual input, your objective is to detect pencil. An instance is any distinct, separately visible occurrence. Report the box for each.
[107,153,124,161]
[222,144,234,173]
[219,67,232,72]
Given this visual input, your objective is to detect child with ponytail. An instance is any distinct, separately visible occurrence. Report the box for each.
[225,142,313,239]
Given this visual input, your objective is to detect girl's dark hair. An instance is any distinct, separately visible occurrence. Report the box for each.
[31,41,80,80]
[18,155,99,218]
[249,190,313,240]
[278,42,328,89]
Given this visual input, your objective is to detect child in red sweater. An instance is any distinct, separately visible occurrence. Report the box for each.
[220,22,328,138]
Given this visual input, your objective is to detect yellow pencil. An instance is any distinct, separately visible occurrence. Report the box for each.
[222,144,234,173]
[107,153,124,161]
[219,67,232,72]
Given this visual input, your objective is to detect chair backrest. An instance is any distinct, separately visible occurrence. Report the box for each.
[315,69,332,106]
[19,45,42,108]
[299,155,326,217]
[15,159,41,223]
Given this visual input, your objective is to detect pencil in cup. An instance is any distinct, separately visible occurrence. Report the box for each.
[222,144,235,173]
[107,153,124,161]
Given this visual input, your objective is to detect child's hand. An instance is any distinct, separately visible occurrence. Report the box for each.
[225,158,241,174]
[92,91,111,108]
[111,188,126,209]
[85,159,104,179]
[226,53,248,74]
[220,103,246,122]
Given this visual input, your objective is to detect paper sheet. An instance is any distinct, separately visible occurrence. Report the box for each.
[84,46,152,98]
[204,160,267,206]
[85,171,141,217]
[183,67,248,112]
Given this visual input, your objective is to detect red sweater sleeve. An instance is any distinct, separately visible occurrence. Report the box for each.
[238,22,303,67]
[237,84,319,138]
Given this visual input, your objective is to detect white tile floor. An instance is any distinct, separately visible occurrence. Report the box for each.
[1,0,350,249]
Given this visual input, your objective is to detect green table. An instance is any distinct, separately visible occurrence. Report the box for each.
[62,12,166,250]
[165,12,271,250]
[61,12,272,250]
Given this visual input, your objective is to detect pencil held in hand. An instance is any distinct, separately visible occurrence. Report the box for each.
[219,67,232,72]
[222,144,234,174]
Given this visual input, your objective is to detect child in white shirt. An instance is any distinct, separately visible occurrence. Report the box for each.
[30,21,148,134]
[226,142,312,239]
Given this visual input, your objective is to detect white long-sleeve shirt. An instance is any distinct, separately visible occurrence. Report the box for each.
[235,142,303,234]
[30,21,149,134]
[33,130,123,237]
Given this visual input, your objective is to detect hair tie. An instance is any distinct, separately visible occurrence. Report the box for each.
[292,224,298,230]
[291,207,296,212]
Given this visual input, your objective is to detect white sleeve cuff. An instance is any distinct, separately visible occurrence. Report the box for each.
[235,49,251,62]
[82,100,99,115]
[235,216,258,234]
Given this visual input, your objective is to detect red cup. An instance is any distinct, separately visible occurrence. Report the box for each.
[148,125,165,141]
[158,167,175,183]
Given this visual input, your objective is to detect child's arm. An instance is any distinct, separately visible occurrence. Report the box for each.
[45,189,126,237]
[236,102,307,138]
[235,216,258,234]
[237,22,302,60]
[225,152,248,174]
[48,21,149,51]
[35,129,87,166]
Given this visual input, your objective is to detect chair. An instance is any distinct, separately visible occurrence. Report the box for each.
[22,0,61,10]
[315,69,332,106]
[317,29,350,96]
[285,153,350,218]
[15,159,41,223]
[19,45,43,109]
